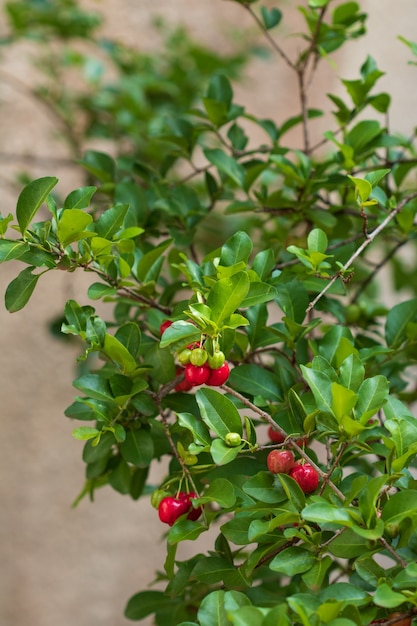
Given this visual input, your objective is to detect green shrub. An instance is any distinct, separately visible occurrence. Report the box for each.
[2,1,417,625]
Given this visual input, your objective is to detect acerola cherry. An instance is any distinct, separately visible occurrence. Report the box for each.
[185,362,210,386]
[207,350,225,369]
[158,495,190,526]
[160,319,173,335]
[289,462,319,493]
[224,432,242,447]
[178,491,203,521]
[190,347,208,366]
[267,449,295,474]
[177,348,192,366]
[268,426,285,444]
[206,362,230,386]
[174,366,193,392]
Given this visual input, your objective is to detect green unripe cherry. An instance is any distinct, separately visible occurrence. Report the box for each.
[207,350,226,369]
[190,347,208,366]
[177,348,192,365]
[224,432,242,447]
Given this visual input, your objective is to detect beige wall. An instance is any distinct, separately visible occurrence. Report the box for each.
[1,2,417,625]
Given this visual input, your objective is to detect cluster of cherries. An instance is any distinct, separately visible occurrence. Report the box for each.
[267,426,319,494]
[160,320,230,390]
[157,490,202,527]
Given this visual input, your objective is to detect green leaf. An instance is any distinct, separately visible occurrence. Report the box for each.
[160,320,201,350]
[87,283,117,300]
[270,546,316,576]
[95,203,128,239]
[228,364,283,401]
[385,298,417,348]
[115,322,141,360]
[5,266,41,312]
[120,429,154,467]
[331,383,358,421]
[347,175,372,203]
[243,471,288,504]
[124,590,167,621]
[78,150,115,182]
[63,186,97,210]
[373,583,408,609]
[198,478,236,508]
[177,412,211,448]
[261,6,282,30]
[302,501,354,527]
[300,366,333,415]
[0,240,30,263]
[355,375,388,422]
[339,354,365,392]
[72,426,100,441]
[275,281,309,324]
[203,148,245,186]
[302,556,333,591]
[196,388,242,438]
[57,209,94,248]
[220,231,252,266]
[381,490,417,526]
[16,176,58,235]
[197,590,229,626]
[135,239,172,282]
[73,373,113,402]
[307,228,328,253]
[326,528,369,558]
[168,520,207,544]
[102,333,138,374]
[206,271,250,326]
[211,438,242,465]
[364,168,391,189]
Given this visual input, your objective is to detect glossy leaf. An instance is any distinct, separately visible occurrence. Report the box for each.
[196,388,242,438]
[228,363,283,401]
[16,176,58,235]
[5,266,41,312]
[206,271,250,326]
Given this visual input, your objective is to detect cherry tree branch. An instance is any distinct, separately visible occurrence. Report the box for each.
[306,191,417,313]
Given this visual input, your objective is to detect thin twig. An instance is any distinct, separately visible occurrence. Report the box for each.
[241,3,295,69]
[222,383,345,501]
[306,191,417,313]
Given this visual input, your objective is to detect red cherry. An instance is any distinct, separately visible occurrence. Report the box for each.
[185,363,210,385]
[267,449,295,474]
[174,366,193,392]
[206,362,230,386]
[178,491,203,521]
[289,462,319,493]
[268,426,285,444]
[158,496,190,526]
[160,319,173,335]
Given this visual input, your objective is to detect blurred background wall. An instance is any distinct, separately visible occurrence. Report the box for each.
[0,1,416,625]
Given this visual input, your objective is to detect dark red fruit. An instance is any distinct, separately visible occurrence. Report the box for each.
[174,367,194,392]
[268,426,285,444]
[178,491,203,521]
[289,462,319,493]
[267,449,295,474]
[185,363,210,385]
[160,319,173,335]
[158,496,190,526]
[206,362,230,386]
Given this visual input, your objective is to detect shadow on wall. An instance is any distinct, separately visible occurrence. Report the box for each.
[0,1,416,625]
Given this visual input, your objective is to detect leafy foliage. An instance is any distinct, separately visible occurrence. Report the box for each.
[2,1,417,625]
